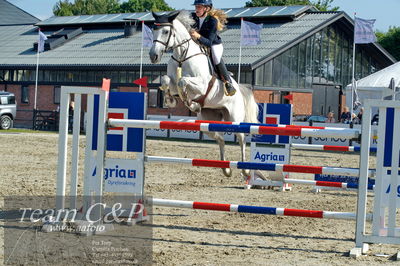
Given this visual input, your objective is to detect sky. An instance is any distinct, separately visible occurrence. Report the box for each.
[7,0,400,32]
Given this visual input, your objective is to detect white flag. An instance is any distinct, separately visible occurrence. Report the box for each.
[240,19,262,46]
[38,30,47,53]
[142,23,153,48]
[354,17,377,44]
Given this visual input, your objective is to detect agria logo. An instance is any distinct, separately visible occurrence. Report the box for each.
[92,165,136,180]
[253,151,285,162]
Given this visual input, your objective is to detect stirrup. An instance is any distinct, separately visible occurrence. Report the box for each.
[224,82,236,96]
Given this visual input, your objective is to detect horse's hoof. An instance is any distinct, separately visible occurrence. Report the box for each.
[164,99,175,107]
[242,169,250,176]
[222,168,232,177]
[188,102,201,113]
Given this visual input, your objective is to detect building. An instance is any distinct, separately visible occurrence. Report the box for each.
[0,0,396,127]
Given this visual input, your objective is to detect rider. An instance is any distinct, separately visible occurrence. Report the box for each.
[189,0,236,96]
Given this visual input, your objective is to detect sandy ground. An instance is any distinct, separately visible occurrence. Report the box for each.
[0,131,399,265]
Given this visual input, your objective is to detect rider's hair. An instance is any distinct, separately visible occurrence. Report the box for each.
[208,9,228,31]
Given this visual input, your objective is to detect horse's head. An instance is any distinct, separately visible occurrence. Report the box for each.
[149,11,181,63]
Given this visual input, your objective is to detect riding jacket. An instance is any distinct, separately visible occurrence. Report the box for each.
[192,14,222,47]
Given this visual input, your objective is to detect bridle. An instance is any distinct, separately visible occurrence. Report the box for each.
[153,22,206,67]
[153,22,175,52]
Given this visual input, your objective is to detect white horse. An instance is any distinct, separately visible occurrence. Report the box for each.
[149,10,259,177]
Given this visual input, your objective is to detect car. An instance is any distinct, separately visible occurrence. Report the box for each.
[306,115,326,123]
[0,91,16,130]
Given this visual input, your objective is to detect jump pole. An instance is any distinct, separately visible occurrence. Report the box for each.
[108,119,360,139]
[145,155,376,177]
[146,155,375,191]
[179,119,356,131]
[249,178,374,191]
[150,198,372,221]
[290,143,377,153]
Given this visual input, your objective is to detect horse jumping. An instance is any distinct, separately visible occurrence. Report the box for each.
[149,10,259,177]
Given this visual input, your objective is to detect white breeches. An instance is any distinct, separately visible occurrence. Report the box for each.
[211,44,223,65]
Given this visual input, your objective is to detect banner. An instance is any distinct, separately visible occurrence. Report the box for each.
[240,19,262,46]
[142,23,153,47]
[354,17,377,44]
[38,30,47,53]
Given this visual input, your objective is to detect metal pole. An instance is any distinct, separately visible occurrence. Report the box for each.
[237,18,243,85]
[351,13,357,118]
[139,21,145,93]
[34,47,40,110]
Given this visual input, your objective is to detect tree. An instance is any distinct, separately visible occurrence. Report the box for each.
[312,0,338,11]
[245,0,308,6]
[245,0,338,11]
[53,0,74,16]
[53,0,173,16]
[54,0,121,15]
[376,27,400,61]
[120,0,173,12]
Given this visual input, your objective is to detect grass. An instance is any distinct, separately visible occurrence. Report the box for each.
[0,128,57,134]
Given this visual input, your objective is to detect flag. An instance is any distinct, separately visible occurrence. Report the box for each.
[38,30,47,52]
[133,76,148,88]
[142,23,153,48]
[240,19,262,46]
[102,78,110,92]
[284,94,293,101]
[354,17,377,44]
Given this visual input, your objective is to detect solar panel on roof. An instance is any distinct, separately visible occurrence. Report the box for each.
[256,6,285,16]
[36,5,315,26]
[221,8,245,17]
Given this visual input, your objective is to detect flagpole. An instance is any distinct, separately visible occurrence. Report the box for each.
[34,46,40,110]
[350,13,357,118]
[238,45,242,86]
[139,21,145,93]
[238,18,243,85]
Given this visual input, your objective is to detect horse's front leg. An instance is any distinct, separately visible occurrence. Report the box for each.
[178,76,207,113]
[160,74,170,91]
[160,75,178,108]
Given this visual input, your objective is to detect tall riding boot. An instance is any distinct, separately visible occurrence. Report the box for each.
[216,59,236,96]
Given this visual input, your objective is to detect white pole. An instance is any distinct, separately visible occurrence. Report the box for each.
[238,45,242,86]
[34,47,40,110]
[55,91,70,211]
[351,13,357,117]
[351,44,356,117]
[139,21,145,93]
[70,94,82,210]
[238,18,243,85]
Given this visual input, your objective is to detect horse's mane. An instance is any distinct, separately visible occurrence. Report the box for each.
[176,10,195,31]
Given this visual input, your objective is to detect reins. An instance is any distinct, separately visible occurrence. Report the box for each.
[153,22,207,66]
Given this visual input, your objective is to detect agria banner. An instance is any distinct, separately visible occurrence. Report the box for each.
[91,158,144,194]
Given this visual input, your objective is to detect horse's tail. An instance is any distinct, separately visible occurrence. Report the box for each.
[238,84,259,124]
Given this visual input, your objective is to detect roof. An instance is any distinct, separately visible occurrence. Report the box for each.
[346,62,400,89]
[0,6,395,70]
[223,11,341,66]
[36,6,318,27]
[0,11,338,68]
[0,0,40,25]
